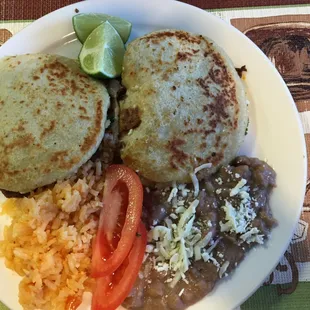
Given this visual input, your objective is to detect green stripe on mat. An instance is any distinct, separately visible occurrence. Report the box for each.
[2,283,310,310]
[0,302,9,310]
[241,283,310,310]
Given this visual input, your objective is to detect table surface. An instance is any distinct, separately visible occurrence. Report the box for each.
[1,1,310,310]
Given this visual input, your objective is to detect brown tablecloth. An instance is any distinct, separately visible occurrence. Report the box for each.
[1,0,310,20]
[1,1,310,310]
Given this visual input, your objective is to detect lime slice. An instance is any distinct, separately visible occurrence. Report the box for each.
[73,13,132,43]
[79,21,125,79]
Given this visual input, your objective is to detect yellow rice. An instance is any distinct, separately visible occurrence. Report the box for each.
[0,159,105,310]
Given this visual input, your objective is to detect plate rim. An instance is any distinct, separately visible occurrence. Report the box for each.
[0,0,307,309]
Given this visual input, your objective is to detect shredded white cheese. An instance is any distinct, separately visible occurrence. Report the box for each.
[175,206,186,214]
[146,245,154,253]
[219,261,230,278]
[201,251,220,268]
[220,199,256,234]
[204,237,221,255]
[179,288,185,297]
[147,198,214,287]
[167,187,178,203]
[219,178,264,245]
[177,200,185,206]
[190,163,212,197]
[170,213,178,220]
[194,163,212,174]
[190,173,200,197]
[215,177,223,185]
[147,169,265,288]
[230,178,247,196]
[178,184,190,197]
[240,228,264,244]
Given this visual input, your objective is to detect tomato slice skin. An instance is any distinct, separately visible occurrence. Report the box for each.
[92,222,147,310]
[91,165,143,278]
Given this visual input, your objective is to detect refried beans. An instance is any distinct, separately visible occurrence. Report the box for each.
[123,156,277,310]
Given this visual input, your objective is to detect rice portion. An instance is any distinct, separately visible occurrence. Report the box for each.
[0,159,105,310]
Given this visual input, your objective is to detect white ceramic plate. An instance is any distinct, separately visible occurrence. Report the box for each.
[0,0,307,309]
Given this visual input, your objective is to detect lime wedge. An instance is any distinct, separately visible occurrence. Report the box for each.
[79,21,125,79]
[73,13,132,43]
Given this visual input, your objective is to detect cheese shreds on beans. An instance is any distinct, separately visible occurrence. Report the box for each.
[147,174,265,286]
[148,183,220,287]
[219,178,264,244]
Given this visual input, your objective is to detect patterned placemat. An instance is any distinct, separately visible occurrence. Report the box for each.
[229,9,310,310]
[1,1,310,310]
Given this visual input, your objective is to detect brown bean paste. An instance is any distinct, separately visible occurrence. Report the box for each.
[124,156,276,310]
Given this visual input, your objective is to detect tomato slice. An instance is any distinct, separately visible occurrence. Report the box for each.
[91,165,143,278]
[92,222,147,310]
